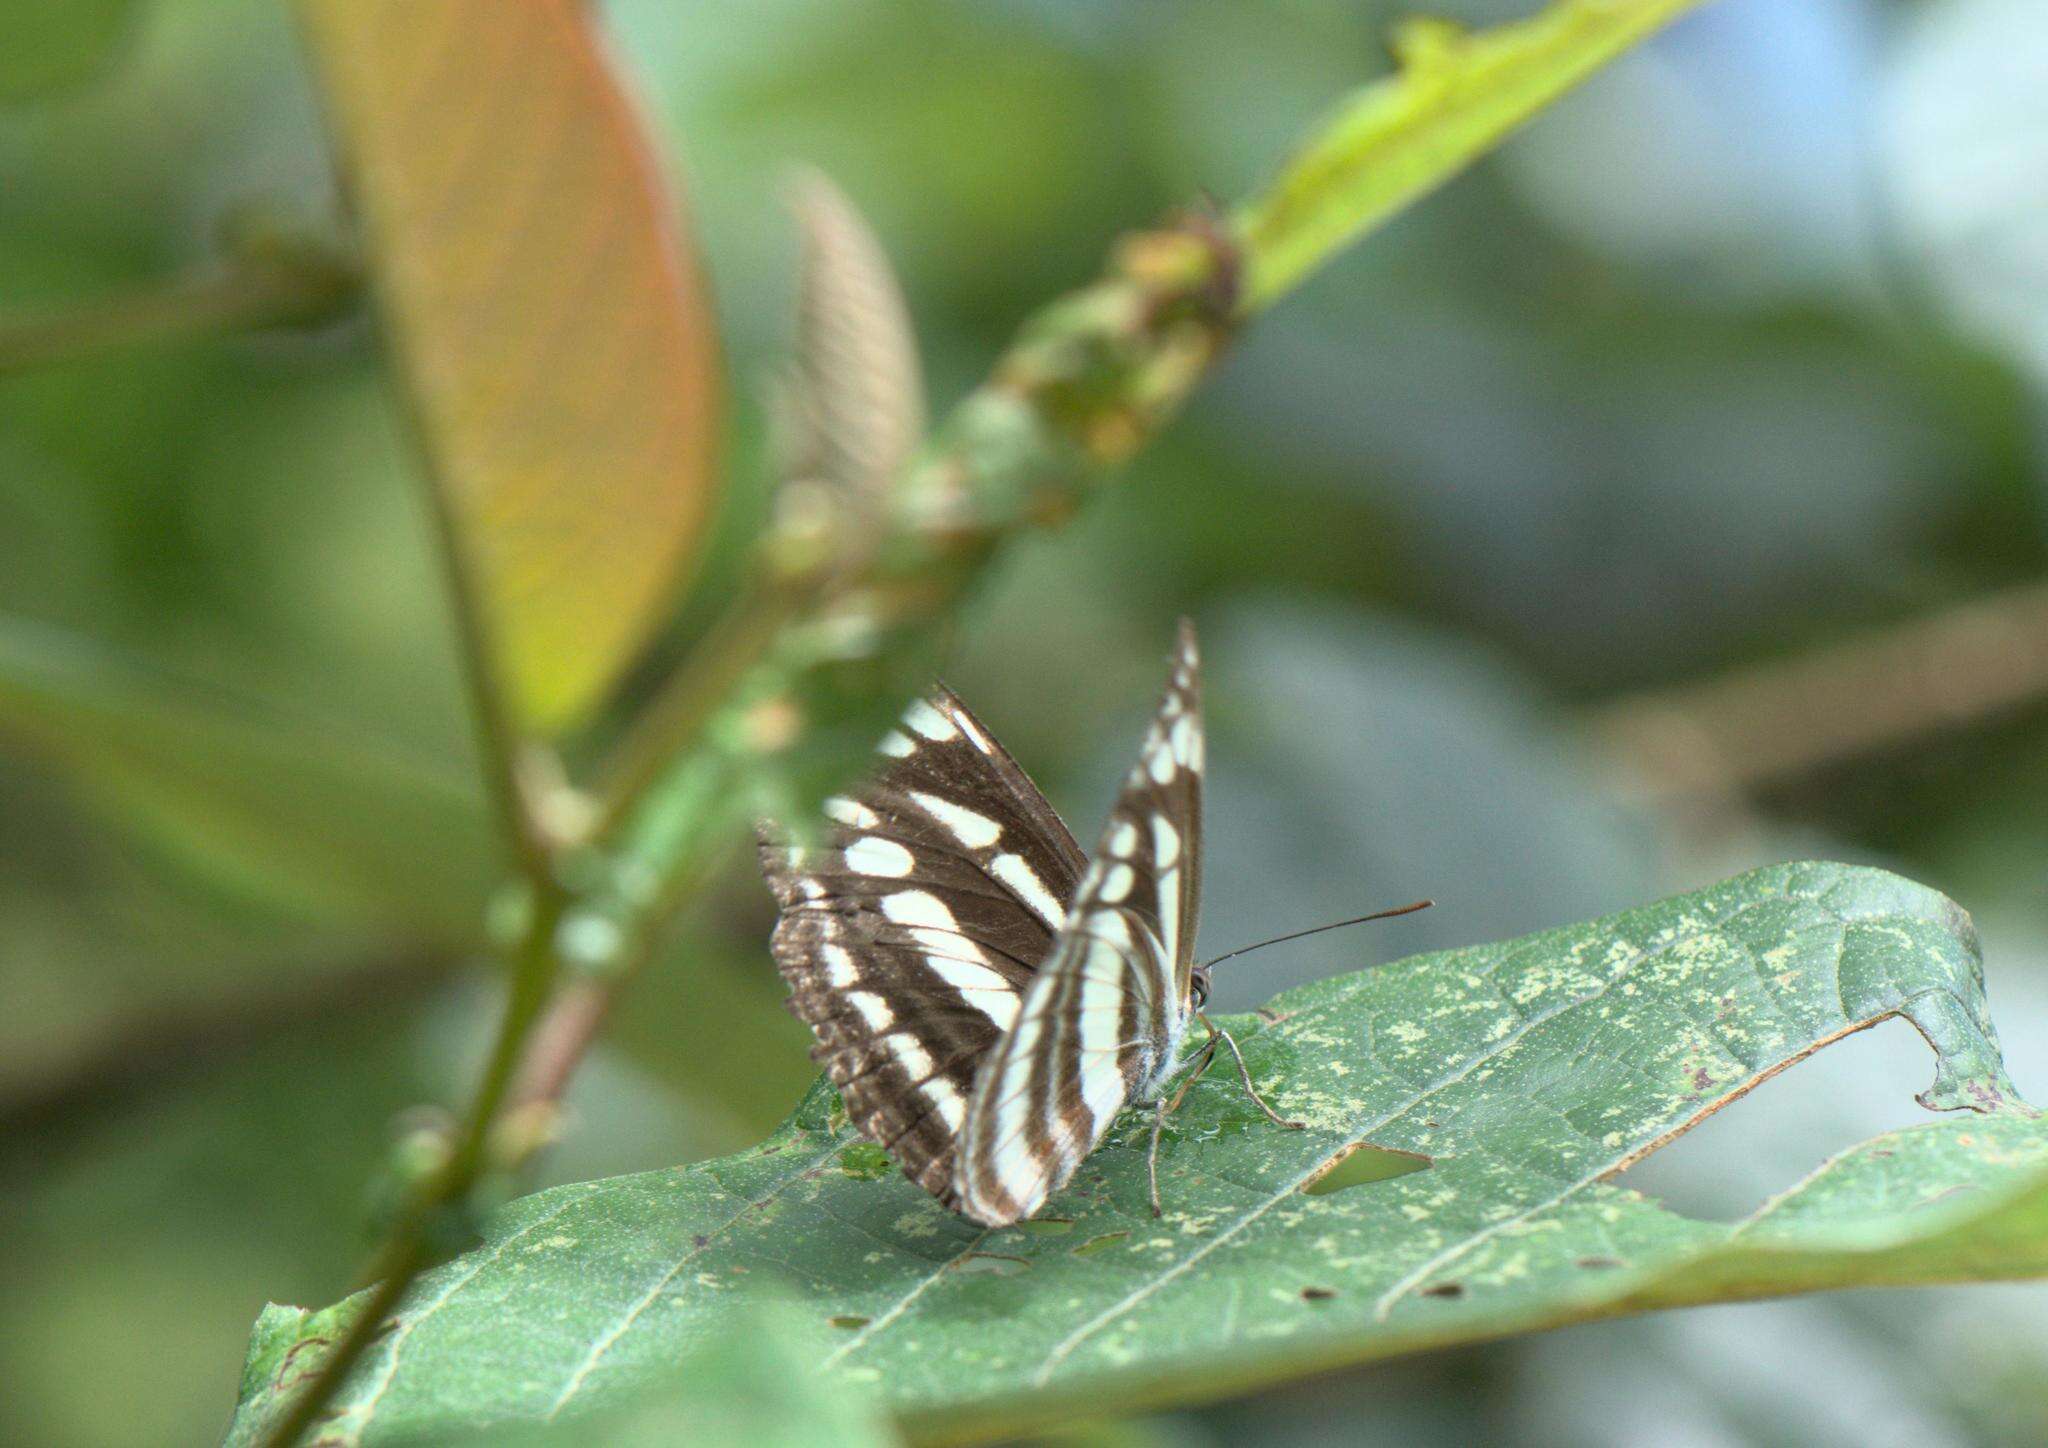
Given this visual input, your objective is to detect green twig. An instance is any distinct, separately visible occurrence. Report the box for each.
[0,249,357,376]
[253,178,568,1448]
[591,575,812,844]
[254,886,566,1448]
[249,456,565,1446]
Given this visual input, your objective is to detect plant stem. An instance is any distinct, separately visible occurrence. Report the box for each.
[255,1237,426,1448]
[387,304,560,893]
[591,574,809,845]
[1591,578,2048,803]
[0,253,357,376]
[254,886,566,1448]
[253,201,569,1444]
[503,823,737,1127]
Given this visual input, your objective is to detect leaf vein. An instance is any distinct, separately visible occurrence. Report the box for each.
[545,1137,843,1418]
[1026,888,1798,1383]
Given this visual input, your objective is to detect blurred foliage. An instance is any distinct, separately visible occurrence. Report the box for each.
[0,1,141,106]
[5,0,2048,1444]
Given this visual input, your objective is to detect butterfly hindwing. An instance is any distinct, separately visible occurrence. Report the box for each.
[760,688,1087,1202]
[951,623,1207,1226]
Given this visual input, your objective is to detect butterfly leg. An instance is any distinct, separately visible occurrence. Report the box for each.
[1147,1099,1170,1217]
[1199,1012,1305,1130]
[1148,1031,1223,1216]
[1167,1030,1221,1113]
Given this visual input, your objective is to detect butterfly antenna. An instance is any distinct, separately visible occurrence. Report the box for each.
[1199,900,1433,972]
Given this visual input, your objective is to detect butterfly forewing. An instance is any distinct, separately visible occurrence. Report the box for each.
[952,624,1207,1226]
[760,688,1087,1202]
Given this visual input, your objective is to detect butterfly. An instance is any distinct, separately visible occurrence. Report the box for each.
[758,620,1304,1227]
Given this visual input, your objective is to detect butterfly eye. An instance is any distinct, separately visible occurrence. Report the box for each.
[1190,968,1211,1009]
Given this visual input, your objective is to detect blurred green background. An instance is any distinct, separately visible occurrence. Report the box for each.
[7,0,2048,1442]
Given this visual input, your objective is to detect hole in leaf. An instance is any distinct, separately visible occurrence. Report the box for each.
[954,1253,1030,1276]
[1610,1016,1936,1222]
[1302,1141,1432,1195]
[1420,1282,1464,1299]
[1072,1232,1130,1256]
[1020,1217,1074,1234]
[1300,1286,1337,1301]
[1576,1256,1624,1271]
[829,1315,870,1330]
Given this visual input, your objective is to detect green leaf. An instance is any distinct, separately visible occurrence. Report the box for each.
[1237,0,1710,311]
[225,864,2048,1443]
[300,0,723,733]
[0,0,139,105]
[235,1296,895,1448]
[445,1305,897,1448]
[0,614,494,936]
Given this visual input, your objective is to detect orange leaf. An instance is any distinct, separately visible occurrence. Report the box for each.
[300,0,721,732]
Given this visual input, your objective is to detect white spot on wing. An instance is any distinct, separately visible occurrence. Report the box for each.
[881,891,959,931]
[844,837,915,877]
[821,943,858,988]
[907,926,989,965]
[1153,817,1180,868]
[878,730,915,758]
[1170,715,1201,772]
[849,991,894,1032]
[1077,942,1127,1035]
[1098,862,1135,903]
[824,796,880,828]
[1157,866,1182,964]
[1147,741,1176,785]
[895,1036,936,1081]
[1108,820,1138,858]
[1004,1014,1043,1059]
[1078,953,1131,1127]
[926,1077,967,1131]
[988,1126,1040,1206]
[923,956,1023,1034]
[904,699,958,741]
[1089,910,1133,948]
[990,853,1065,927]
[909,791,1002,850]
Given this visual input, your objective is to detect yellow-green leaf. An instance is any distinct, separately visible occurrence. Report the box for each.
[300,0,722,732]
[1237,0,1710,311]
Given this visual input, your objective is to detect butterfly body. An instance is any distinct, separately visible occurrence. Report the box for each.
[761,622,1236,1227]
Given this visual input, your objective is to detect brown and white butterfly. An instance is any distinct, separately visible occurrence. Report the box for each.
[758,621,1304,1226]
